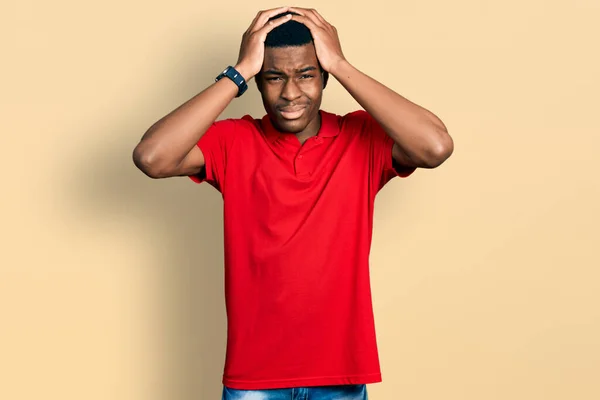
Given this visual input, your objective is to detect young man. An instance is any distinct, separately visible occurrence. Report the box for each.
[133,6,453,400]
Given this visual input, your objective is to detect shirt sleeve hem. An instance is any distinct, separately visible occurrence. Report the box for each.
[384,136,416,179]
[188,141,213,184]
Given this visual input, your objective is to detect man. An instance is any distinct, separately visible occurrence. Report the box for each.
[133,6,453,400]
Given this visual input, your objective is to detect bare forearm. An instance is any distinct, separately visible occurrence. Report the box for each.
[331,60,453,167]
[133,6,302,178]
[134,63,251,170]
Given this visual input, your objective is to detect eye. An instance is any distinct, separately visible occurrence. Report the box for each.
[266,77,282,81]
[300,74,314,79]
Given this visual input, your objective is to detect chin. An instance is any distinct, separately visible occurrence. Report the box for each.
[268,110,304,131]
[272,108,319,133]
[275,118,308,133]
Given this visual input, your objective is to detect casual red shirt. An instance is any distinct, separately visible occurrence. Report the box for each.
[189,109,415,389]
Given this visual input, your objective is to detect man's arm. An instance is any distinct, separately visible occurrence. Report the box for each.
[132,7,293,179]
[330,61,453,169]
[133,75,240,179]
[289,8,453,169]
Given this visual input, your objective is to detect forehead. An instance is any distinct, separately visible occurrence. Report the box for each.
[263,44,318,71]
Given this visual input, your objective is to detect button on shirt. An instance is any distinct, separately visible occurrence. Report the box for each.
[189,109,415,390]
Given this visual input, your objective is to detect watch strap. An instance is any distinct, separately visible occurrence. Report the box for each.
[215,66,248,97]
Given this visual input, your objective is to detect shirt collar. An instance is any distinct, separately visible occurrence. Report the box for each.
[261,110,339,143]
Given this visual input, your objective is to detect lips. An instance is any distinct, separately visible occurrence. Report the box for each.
[278,105,307,120]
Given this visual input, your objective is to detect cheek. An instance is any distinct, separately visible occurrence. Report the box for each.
[261,88,279,107]
[306,86,323,104]
[301,81,322,98]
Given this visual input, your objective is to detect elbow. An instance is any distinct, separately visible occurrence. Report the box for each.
[424,130,454,168]
[132,143,170,179]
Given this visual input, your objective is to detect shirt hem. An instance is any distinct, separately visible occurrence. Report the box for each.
[223,372,382,390]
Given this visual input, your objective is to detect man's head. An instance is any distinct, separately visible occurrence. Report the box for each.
[256,11,328,135]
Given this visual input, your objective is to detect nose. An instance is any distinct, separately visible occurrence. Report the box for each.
[281,79,301,101]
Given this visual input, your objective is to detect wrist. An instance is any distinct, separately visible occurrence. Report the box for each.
[234,63,255,82]
[329,58,352,78]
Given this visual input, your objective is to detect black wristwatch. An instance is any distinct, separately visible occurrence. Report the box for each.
[215,66,248,98]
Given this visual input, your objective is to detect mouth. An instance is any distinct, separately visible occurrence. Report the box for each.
[278,105,307,120]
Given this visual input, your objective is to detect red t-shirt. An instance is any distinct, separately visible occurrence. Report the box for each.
[189,109,415,389]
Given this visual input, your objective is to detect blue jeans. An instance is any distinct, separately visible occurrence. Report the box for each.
[222,384,368,400]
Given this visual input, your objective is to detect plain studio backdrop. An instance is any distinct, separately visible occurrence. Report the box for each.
[1,1,599,399]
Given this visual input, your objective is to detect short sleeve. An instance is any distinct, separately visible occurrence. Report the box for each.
[360,110,416,191]
[188,118,237,192]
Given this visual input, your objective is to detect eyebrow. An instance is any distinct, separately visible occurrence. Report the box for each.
[263,66,318,75]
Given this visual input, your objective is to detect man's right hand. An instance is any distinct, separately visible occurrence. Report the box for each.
[133,7,293,180]
[235,6,293,80]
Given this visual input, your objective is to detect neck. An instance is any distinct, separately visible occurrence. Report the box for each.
[296,111,322,142]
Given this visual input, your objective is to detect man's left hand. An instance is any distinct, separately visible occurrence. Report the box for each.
[289,7,347,73]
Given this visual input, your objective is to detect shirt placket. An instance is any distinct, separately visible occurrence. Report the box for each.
[293,136,323,177]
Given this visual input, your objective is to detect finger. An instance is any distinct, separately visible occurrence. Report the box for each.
[309,9,329,27]
[246,8,273,33]
[245,14,260,35]
[286,6,307,15]
[253,6,290,31]
[289,7,325,28]
[289,14,321,32]
[256,13,293,37]
[251,6,291,33]
[248,10,263,29]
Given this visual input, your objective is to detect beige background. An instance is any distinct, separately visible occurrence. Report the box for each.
[2,0,599,399]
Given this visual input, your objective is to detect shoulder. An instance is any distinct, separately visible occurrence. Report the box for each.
[237,114,271,137]
[321,109,373,137]
[211,114,257,131]
[330,109,371,129]
[340,109,369,120]
[207,114,261,141]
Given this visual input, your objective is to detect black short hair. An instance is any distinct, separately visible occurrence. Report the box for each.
[259,11,329,89]
[265,12,313,48]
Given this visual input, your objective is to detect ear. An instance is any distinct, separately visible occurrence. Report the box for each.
[316,59,328,89]
[255,73,263,92]
[322,70,329,89]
